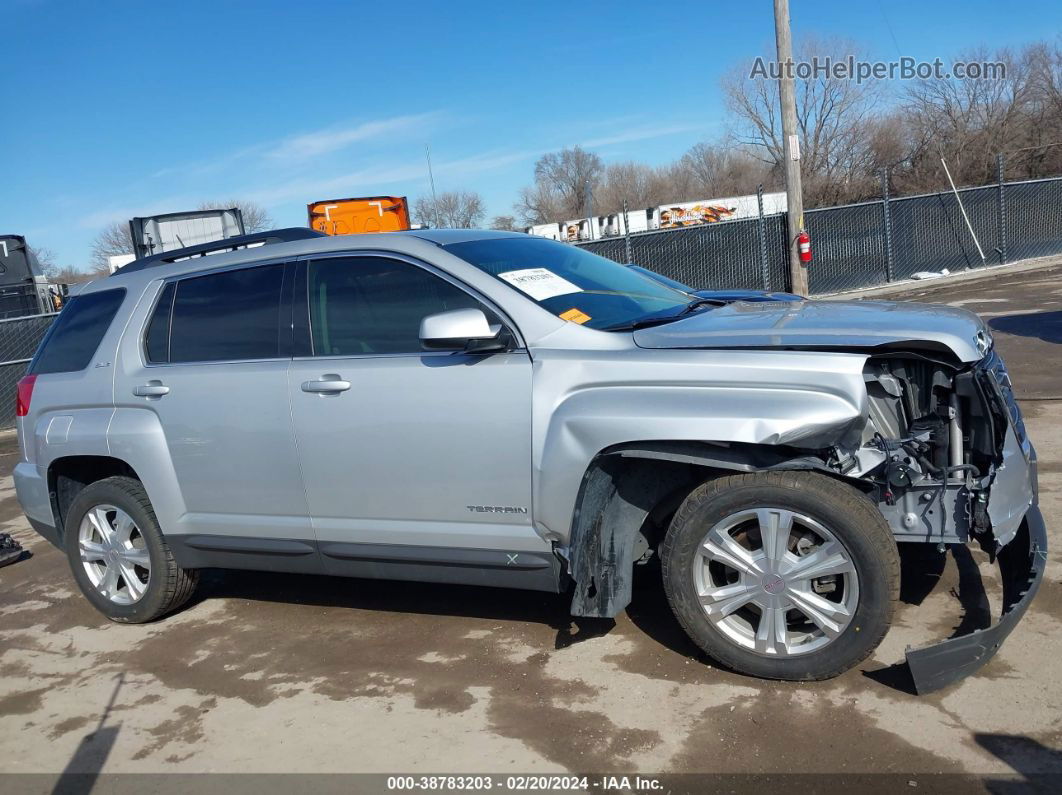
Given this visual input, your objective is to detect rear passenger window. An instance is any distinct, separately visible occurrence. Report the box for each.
[167,264,284,363]
[30,288,126,375]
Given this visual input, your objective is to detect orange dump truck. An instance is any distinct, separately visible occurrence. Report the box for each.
[307,196,411,236]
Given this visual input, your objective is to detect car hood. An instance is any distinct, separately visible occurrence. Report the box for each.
[633,299,991,362]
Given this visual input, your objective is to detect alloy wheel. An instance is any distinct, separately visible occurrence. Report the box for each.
[77,504,151,605]
[693,507,859,657]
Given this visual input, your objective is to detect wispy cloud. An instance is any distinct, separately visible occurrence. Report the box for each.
[265,112,441,162]
[151,111,443,179]
[75,193,200,229]
[242,147,539,206]
[582,121,707,149]
[76,113,710,233]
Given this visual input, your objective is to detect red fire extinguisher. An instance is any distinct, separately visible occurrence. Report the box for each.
[797,230,812,265]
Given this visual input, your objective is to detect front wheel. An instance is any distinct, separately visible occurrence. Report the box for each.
[661,471,899,681]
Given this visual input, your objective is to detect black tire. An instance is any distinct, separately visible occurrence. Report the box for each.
[63,476,198,623]
[661,471,899,681]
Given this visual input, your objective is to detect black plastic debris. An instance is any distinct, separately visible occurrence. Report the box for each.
[0,533,23,568]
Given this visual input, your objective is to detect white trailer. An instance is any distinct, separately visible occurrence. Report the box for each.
[654,192,787,229]
[530,192,787,243]
[526,222,564,240]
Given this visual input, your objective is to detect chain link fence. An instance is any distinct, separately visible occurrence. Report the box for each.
[577,175,1062,296]
[578,212,790,292]
[0,313,55,429]
[1,175,1061,428]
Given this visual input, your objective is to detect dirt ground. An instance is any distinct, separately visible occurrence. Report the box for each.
[1,262,1061,788]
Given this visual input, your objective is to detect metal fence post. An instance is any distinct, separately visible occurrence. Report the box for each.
[756,185,771,291]
[997,153,1007,265]
[881,168,895,283]
[622,200,633,264]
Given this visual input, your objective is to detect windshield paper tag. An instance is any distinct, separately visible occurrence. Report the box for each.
[499,268,582,301]
[559,308,591,324]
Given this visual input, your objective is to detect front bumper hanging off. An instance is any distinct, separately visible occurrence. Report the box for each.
[905,504,1048,694]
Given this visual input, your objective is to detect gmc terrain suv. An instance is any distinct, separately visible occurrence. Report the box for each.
[14,228,1046,692]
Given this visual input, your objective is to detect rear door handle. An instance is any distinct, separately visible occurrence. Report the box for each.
[301,376,351,394]
[133,383,170,397]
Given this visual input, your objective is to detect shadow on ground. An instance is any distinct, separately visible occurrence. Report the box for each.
[51,673,125,794]
[978,733,1062,793]
[863,543,993,694]
[990,311,1062,345]
[181,540,975,697]
[190,565,602,652]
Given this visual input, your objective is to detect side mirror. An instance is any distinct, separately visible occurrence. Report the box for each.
[420,308,507,353]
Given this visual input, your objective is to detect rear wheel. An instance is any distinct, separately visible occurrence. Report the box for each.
[64,476,198,623]
[661,471,898,680]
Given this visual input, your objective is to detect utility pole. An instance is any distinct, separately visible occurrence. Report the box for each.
[425,144,442,228]
[774,0,808,296]
[584,178,594,240]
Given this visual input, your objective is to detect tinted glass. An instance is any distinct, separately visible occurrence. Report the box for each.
[31,288,126,375]
[144,281,175,363]
[443,237,690,330]
[308,257,487,355]
[169,264,284,363]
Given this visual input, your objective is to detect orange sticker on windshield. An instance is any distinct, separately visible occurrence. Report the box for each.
[559,308,591,324]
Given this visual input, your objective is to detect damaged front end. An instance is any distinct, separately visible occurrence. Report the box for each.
[837,347,1046,693]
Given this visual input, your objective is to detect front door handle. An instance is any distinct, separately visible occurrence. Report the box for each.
[133,382,170,398]
[301,375,351,394]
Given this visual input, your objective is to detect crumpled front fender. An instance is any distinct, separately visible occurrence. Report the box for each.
[531,349,870,544]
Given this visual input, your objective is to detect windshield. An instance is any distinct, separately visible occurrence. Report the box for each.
[443,237,691,330]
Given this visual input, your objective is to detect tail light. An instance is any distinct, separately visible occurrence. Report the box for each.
[15,374,37,418]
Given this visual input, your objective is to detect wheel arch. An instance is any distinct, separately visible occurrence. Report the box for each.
[565,440,873,618]
[47,455,142,539]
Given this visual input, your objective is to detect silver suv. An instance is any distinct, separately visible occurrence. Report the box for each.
[14,228,1046,692]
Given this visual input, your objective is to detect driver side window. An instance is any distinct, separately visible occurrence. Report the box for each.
[306,256,497,356]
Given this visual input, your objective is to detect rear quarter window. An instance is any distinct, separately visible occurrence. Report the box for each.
[29,288,126,375]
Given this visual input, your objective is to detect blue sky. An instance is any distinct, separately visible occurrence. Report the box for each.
[2,0,1060,269]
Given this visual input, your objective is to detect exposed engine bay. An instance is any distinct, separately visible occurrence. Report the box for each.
[571,293,1046,692]
[837,349,1034,554]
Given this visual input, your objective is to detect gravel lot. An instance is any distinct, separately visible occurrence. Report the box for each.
[1,262,1060,788]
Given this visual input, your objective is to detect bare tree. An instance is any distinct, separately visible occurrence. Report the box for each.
[724,36,884,206]
[489,215,521,231]
[28,245,107,283]
[594,162,660,213]
[680,142,779,198]
[516,147,604,223]
[497,38,1062,224]
[90,221,135,271]
[27,246,58,278]
[413,190,486,228]
[198,199,274,233]
[49,265,104,285]
[515,181,567,226]
[1016,42,1062,178]
[897,44,1060,191]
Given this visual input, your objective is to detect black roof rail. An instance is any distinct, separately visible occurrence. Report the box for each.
[113,228,327,275]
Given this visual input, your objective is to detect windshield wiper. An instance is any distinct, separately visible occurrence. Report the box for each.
[676,297,723,316]
[602,316,681,332]
[602,297,719,332]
